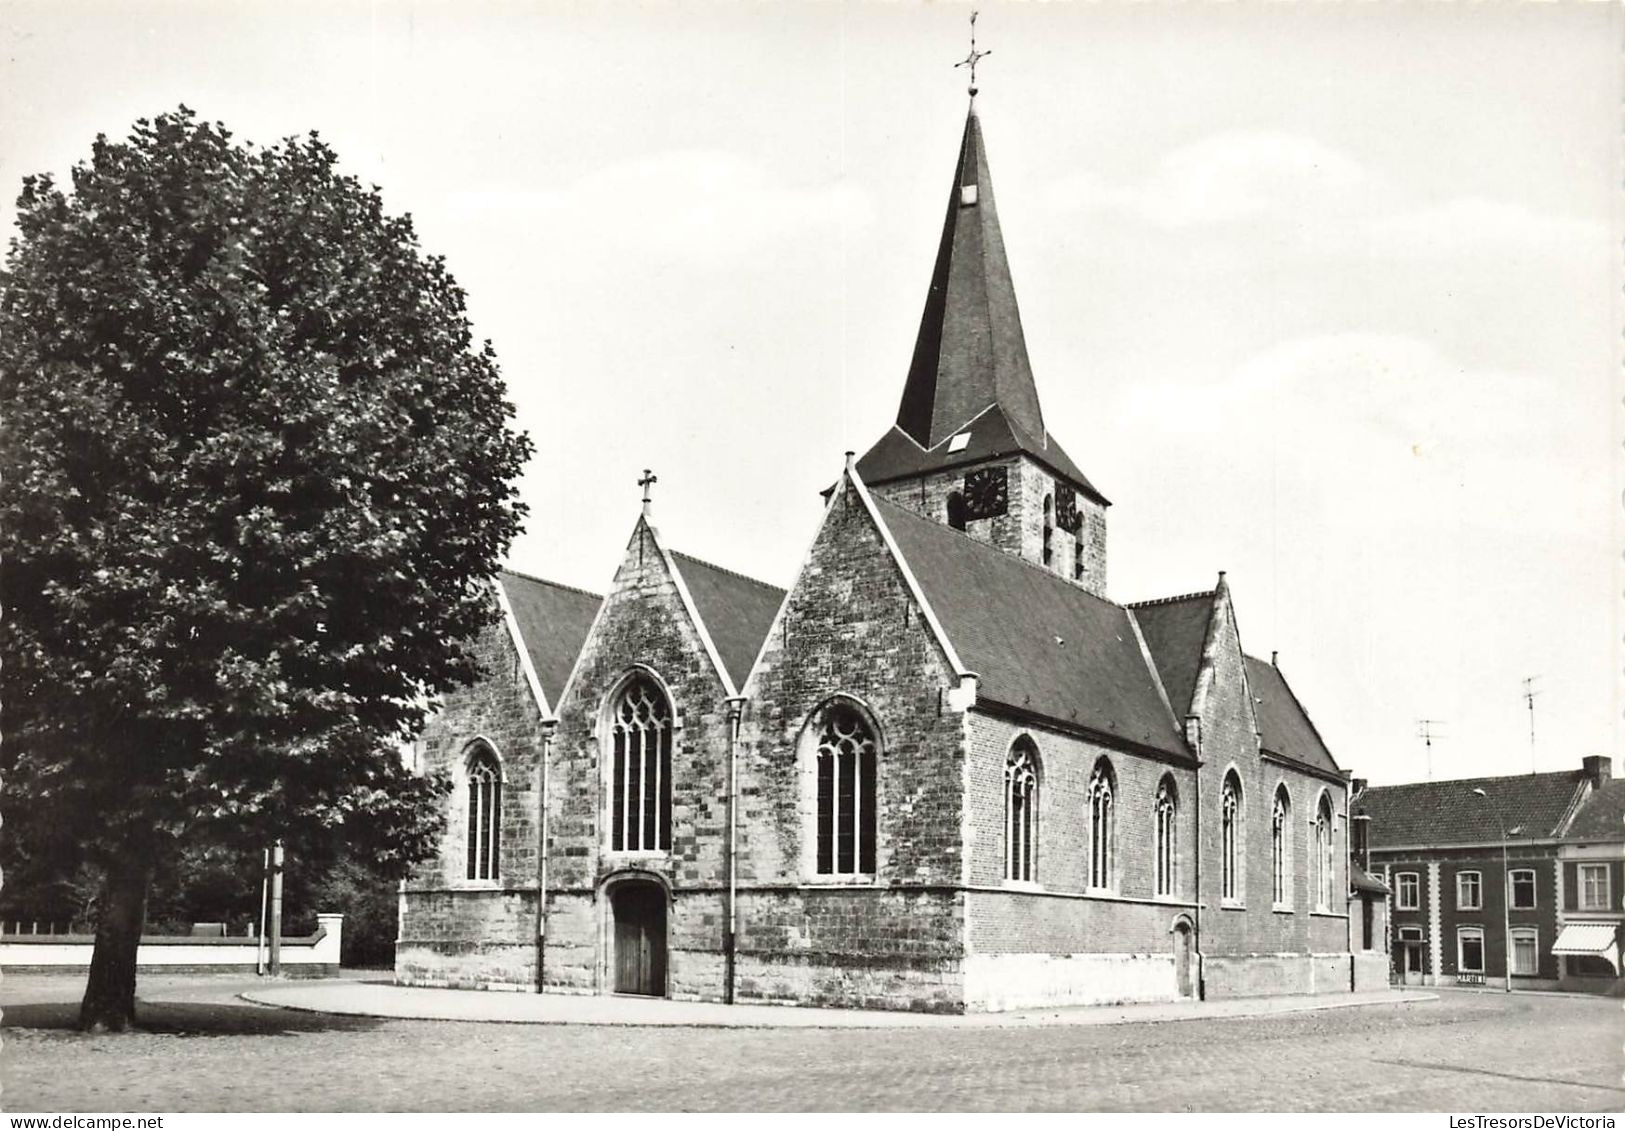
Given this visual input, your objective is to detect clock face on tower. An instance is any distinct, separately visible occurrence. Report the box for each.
[963,467,1009,520]
[1055,482,1081,534]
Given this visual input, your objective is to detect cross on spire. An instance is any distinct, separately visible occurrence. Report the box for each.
[955,9,992,97]
[638,468,658,516]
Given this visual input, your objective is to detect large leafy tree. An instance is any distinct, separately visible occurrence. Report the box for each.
[0,108,532,1030]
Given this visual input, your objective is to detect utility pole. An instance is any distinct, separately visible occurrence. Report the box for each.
[268,840,284,977]
[1417,719,1446,780]
[1521,676,1540,773]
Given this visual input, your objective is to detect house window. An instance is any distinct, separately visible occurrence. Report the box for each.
[1005,740,1039,883]
[1510,928,1538,977]
[610,675,673,853]
[1396,872,1420,910]
[1314,792,1335,910]
[1509,869,1536,910]
[1456,871,1482,911]
[1154,776,1177,897]
[1220,771,1242,902]
[465,745,501,882]
[815,703,878,875]
[1088,759,1116,890]
[1457,927,1485,974]
[1579,863,1612,911]
[1271,786,1292,907]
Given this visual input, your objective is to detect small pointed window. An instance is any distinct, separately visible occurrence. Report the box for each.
[946,491,968,532]
[1005,740,1039,882]
[610,675,673,853]
[1272,786,1292,907]
[1089,759,1117,890]
[465,745,501,882]
[1154,776,1177,897]
[1221,771,1242,903]
[1042,495,1054,566]
[1315,792,1335,910]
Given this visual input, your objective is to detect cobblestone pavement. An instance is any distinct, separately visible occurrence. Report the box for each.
[2,974,1621,1111]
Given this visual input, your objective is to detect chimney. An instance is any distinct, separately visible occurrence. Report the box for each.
[1582,755,1611,788]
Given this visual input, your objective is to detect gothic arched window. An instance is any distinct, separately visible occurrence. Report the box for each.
[1089,759,1117,890]
[1272,785,1292,907]
[816,703,878,875]
[946,491,968,532]
[465,744,501,882]
[610,675,673,853]
[1221,771,1242,902]
[1315,792,1335,910]
[1005,740,1039,882]
[1155,776,1177,897]
[1073,536,1085,581]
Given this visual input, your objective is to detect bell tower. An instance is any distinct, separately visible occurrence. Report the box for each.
[855,98,1109,596]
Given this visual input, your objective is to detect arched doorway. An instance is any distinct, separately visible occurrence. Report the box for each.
[611,880,667,997]
[1172,920,1195,998]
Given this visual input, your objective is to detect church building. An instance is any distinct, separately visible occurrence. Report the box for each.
[396,96,1388,1012]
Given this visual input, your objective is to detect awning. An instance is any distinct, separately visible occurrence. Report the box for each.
[1350,865,1391,896]
[1552,922,1620,974]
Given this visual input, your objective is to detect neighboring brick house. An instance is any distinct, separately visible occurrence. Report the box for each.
[1556,772,1625,991]
[1356,756,1615,992]
[397,98,1385,1012]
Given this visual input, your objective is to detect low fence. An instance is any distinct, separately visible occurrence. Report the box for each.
[0,913,342,975]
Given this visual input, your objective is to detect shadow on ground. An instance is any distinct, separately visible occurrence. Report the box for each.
[1,999,382,1038]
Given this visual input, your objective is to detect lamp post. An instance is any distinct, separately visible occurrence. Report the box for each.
[1470,788,1518,993]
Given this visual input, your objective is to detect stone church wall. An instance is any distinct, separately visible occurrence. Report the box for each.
[736,481,972,1010]
[540,521,735,1000]
[397,614,545,989]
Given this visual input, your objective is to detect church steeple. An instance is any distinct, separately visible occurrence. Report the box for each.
[856,98,1110,596]
[895,101,1046,451]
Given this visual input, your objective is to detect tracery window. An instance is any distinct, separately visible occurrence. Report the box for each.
[1221,771,1242,902]
[465,745,501,882]
[610,675,673,853]
[1154,776,1177,897]
[1271,786,1292,907]
[1005,740,1039,882]
[1089,760,1116,890]
[1315,792,1335,910]
[816,703,878,875]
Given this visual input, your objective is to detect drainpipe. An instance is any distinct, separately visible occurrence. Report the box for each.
[1186,716,1204,999]
[536,717,557,993]
[724,695,748,1005]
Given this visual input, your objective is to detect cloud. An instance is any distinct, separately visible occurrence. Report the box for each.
[447,150,874,268]
[1043,130,1603,261]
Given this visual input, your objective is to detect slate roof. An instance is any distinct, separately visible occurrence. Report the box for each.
[499,570,602,708]
[1128,593,1213,719]
[1351,863,1392,895]
[1245,656,1341,777]
[859,104,1106,507]
[669,551,785,691]
[871,493,1189,759]
[1564,779,1625,842]
[856,408,1106,505]
[1356,770,1588,849]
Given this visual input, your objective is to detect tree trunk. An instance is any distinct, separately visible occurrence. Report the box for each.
[78,855,153,1033]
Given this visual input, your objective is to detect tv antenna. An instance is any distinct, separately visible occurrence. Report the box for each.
[1521,675,1540,773]
[1416,718,1446,780]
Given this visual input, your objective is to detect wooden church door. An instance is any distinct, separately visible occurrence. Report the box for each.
[612,881,667,996]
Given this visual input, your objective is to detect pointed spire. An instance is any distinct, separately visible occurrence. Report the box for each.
[894,103,1046,450]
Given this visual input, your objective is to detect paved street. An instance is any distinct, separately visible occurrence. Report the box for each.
[2,973,1621,1111]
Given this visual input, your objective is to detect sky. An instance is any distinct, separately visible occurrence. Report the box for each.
[1,1,1618,787]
